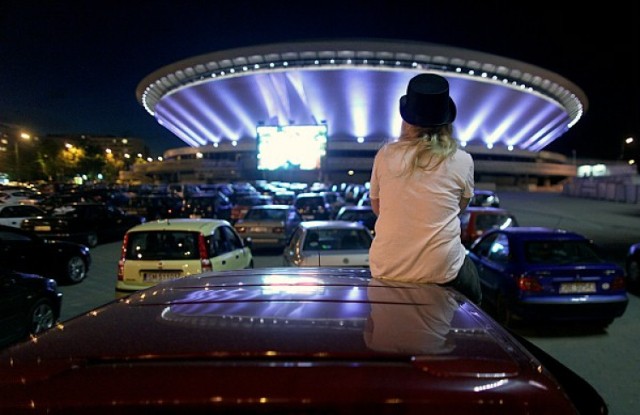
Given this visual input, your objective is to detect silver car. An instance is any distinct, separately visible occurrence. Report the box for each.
[234,204,302,250]
[283,220,373,267]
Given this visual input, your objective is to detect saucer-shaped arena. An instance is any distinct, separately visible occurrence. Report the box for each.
[135,39,587,185]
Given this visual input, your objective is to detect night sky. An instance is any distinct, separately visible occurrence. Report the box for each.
[1,0,638,159]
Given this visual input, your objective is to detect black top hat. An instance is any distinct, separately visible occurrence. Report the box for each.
[399,74,457,127]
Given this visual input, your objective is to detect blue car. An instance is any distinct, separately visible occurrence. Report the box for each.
[468,227,628,327]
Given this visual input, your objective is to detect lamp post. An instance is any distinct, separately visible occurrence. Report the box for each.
[14,132,31,182]
[620,136,634,160]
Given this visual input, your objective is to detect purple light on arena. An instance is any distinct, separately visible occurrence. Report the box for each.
[139,40,586,151]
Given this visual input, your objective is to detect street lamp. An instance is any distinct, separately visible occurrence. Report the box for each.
[621,136,634,160]
[14,133,31,182]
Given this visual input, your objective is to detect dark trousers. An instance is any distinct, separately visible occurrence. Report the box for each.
[439,255,482,305]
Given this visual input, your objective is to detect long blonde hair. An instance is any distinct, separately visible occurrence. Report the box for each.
[393,122,457,176]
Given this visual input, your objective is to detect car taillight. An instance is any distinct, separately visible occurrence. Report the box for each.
[518,274,543,292]
[198,233,212,272]
[117,233,129,281]
[611,275,626,291]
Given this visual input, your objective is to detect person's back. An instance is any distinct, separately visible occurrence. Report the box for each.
[370,143,473,283]
[368,73,481,304]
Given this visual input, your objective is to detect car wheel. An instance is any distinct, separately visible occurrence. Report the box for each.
[28,299,56,335]
[86,232,98,248]
[626,258,639,288]
[65,256,88,284]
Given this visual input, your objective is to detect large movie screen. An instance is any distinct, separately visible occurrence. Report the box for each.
[256,125,328,171]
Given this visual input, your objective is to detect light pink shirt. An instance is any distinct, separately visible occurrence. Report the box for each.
[369,144,474,284]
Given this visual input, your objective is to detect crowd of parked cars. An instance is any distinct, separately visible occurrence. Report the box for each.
[1,182,635,319]
[1,180,636,412]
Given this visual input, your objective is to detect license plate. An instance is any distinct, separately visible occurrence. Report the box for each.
[143,272,182,282]
[559,282,596,294]
[34,225,51,231]
[302,215,314,220]
[251,226,268,233]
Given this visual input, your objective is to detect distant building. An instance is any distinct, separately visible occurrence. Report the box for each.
[45,134,149,159]
[131,39,590,189]
[122,140,576,190]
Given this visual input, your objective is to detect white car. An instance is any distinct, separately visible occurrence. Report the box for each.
[0,203,47,228]
[0,188,41,205]
[283,220,373,267]
[116,218,254,296]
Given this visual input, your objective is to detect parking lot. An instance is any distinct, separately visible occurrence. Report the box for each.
[59,191,640,415]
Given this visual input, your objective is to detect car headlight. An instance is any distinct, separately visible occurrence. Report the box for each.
[46,278,58,290]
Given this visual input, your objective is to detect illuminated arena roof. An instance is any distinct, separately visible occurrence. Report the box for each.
[136,39,588,152]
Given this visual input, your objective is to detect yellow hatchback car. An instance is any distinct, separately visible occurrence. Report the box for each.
[116,218,253,296]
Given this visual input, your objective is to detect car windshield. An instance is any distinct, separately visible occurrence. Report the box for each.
[524,240,605,265]
[304,229,371,250]
[339,211,376,222]
[237,196,269,206]
[475,214,515,231]
[295,197,324,209]
[125,231,200,260]
[244,209,286,221]
[52,205,82,216]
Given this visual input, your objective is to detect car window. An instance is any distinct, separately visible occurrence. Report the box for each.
[245,208,286,221]
[295,196,325,209]
[86,207,105,220]
[525,240,604,264]
[303,230,321,250]
[287,210,301,222]
[337,211,356,221]
[53,205,80,216]
[471,232,499,257]
[0,207,16,218]
[210,226,242,255]
[487,233,510,264]
[303,228,371,251]
[287,227,304,250]
[236,196,264,206]
[221,225,243,250]
[125,231,199,260]
[18,205,44,217]
[0,229,30,242]
[340,211,376,222]
[475,214,515,231]
[323,193,337,203]
[0,207,14,218]
[210,227,230,255]
[339,230,371,249]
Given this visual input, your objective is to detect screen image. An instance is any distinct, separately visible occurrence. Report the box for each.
[256,125,328,171]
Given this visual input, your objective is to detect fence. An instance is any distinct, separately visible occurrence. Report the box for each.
[563,178,640,204]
